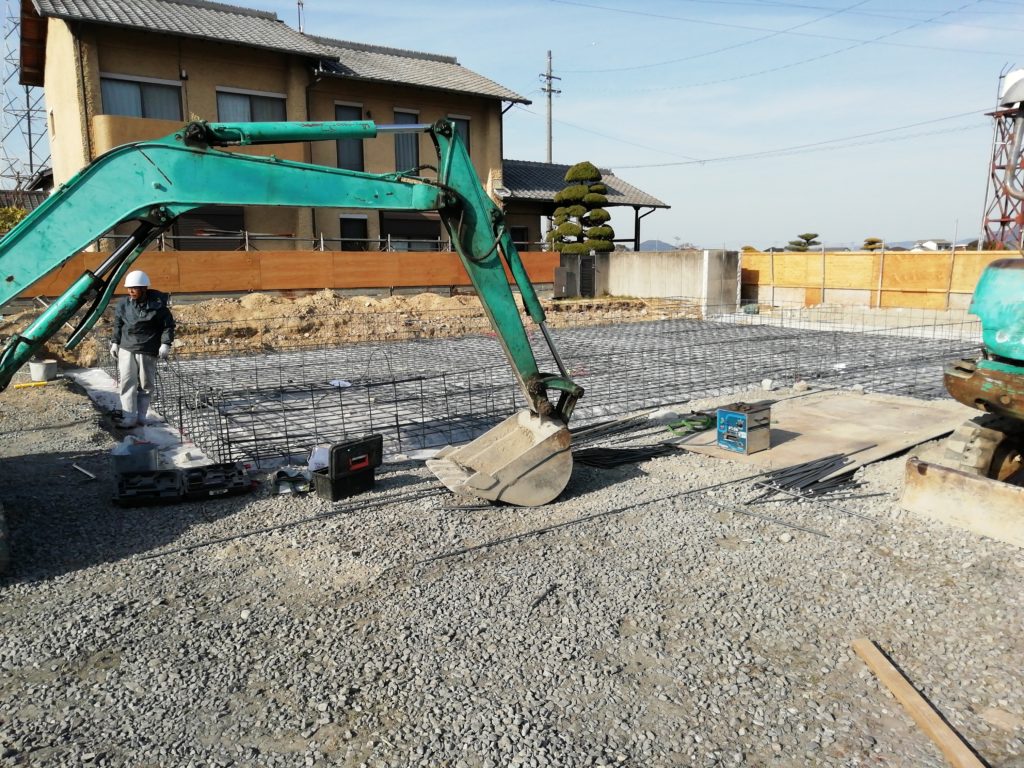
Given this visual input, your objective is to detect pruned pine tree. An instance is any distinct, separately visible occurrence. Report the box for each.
[0,207,27,235]
[547,161,615,255]
[786,232,820,252]
[863,237,883,251]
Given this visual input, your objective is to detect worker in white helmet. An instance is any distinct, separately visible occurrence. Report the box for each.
[108,270,175,428]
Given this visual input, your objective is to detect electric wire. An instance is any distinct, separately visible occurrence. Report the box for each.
[562,0,870,74]
[549,0,1010,56]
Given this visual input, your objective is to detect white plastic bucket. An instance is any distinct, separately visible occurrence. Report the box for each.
[28,359,57,382]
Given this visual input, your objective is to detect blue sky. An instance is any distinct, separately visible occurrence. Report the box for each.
[7,0,1021,249]
[269,0,1018,250]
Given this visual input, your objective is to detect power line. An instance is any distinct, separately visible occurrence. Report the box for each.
[563,0,870,74]
[509,103,708,162]
[610,0,991,93]
[549,0,1015,57]
[612,115,987,168]
[511,104,987,167]
[587,0,1024,33]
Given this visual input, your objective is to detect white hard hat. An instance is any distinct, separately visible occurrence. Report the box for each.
[124,270,150,288]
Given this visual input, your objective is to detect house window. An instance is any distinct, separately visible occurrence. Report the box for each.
[100,76,182,120]
[393,110,419,171]
[335,104,364,172]
[340,216,369,251]
[509,226,530,252]
[174,206,245,251]
[216,89,286,122]
[450,115,470,155]
[381,212,442,251]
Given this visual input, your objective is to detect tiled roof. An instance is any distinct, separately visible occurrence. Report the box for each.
[0,190,49,212]
[312,37,528,104]
[502,160,669,208]
[31,0,332,58]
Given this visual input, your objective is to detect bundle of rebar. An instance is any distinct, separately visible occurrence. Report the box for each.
[573,444,681,469]
[751,454,860,500]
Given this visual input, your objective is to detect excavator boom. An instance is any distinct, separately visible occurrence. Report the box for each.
[0,119,583,505]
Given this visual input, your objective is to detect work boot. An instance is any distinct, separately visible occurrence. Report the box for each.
[115,412,138,429]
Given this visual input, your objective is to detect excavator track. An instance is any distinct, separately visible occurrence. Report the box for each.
[942,414,1024,482]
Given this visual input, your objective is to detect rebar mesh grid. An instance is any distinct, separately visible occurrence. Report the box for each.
[151,300,984,465]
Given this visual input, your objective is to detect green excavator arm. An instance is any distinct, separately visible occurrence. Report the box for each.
[0,119,583,505]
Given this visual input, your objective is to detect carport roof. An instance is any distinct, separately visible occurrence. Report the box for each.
[502,159,668,209]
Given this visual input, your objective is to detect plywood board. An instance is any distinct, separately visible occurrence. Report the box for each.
[950,252,1004,294]
[824,253,878,290]
[882,253,951,291]
[773,252,821,287]
[879,290,947,310]
[676,391,974,474]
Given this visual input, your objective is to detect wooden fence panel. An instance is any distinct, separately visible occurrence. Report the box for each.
[772,252,823,287]
[739,250,1019,309]
[259,251,334,291]
[824,252,879,290]
[951,252,1006,294]
[17,248,557,298]
[880,252,952,292]
[175,252,260,293]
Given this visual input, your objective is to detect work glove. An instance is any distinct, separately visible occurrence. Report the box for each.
[109,343,119,360]
[158,343,171,359]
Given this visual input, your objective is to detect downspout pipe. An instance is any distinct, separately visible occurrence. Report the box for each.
[306,60,324,245]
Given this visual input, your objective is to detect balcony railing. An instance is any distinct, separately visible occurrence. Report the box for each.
[94,232,544,253]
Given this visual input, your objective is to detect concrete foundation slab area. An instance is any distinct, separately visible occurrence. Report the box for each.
[152,307,982,467]
[676,391,976,474]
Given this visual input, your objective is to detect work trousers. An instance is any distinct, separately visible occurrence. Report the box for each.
[117,347,157,425]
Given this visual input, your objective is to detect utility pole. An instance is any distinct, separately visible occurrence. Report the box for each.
[539,50,561,164]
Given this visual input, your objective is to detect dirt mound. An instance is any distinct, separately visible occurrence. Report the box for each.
[1,291,697,366]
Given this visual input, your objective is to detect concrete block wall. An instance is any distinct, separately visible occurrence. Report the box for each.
[597,249,739,309]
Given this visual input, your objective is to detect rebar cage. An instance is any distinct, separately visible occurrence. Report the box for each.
[142,299,982,466]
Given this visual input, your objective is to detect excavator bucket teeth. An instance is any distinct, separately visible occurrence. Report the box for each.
[426,410,573,506]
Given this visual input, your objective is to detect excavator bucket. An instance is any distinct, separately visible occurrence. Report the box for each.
[426,410,573,506]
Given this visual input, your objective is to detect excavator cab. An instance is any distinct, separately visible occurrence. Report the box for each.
[0,119,582,505]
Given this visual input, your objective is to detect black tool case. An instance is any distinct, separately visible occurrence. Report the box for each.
[313,434,383,501]
[182,462,251,499]
[113,470,185,506]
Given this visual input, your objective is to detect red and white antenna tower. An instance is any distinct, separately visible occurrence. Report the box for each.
[979,67,1024,250]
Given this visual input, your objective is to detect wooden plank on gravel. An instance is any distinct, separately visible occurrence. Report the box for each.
[852,638,986,768]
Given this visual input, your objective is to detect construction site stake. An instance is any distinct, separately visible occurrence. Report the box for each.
[852,638,987,768]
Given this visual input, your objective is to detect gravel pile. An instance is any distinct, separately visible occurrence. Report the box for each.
[1,376,1022,767]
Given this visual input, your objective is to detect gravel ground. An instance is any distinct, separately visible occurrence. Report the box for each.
[1,375,1023,767]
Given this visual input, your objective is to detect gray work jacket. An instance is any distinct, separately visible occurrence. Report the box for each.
[111,289,175,357]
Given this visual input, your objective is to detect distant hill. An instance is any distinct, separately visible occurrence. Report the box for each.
[639,239,679,251]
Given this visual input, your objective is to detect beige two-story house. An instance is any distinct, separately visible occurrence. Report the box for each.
[20,0,531,252]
